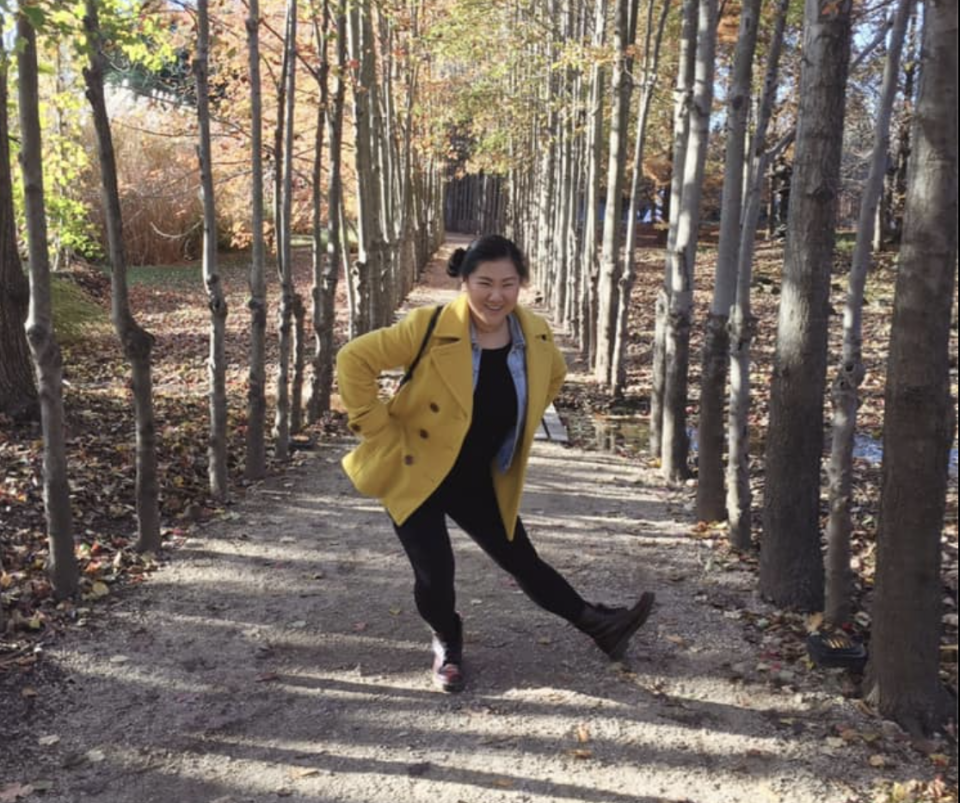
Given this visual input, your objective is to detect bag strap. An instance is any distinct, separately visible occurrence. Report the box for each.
[398,304,444,388]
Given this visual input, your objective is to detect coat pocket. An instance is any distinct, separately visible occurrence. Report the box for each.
[343,422,405,500]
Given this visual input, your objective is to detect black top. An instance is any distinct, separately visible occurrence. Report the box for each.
[449,343,517,479]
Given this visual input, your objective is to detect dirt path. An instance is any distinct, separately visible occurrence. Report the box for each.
[2,246,951,803]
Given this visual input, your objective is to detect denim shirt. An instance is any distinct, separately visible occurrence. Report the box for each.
[469,313,528,473]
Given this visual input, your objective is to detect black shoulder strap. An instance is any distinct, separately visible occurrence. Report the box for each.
[398,304,444,388]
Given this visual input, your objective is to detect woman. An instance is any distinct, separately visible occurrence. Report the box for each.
[336,235,654,692]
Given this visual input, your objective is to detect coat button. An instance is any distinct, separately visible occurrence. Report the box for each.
[429,402,440,413]
[403,454,415,466]
[419,429,429,439]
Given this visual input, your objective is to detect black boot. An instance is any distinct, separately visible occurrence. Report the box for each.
[575,591,655,660]
[431,614,464,692]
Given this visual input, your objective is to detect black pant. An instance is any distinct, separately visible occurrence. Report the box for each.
[391,469,586,638]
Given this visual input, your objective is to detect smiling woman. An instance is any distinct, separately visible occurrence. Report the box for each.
[335,234,656,694]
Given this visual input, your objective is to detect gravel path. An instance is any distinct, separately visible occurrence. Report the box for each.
[4,430,945,803]
[3,252,952,802]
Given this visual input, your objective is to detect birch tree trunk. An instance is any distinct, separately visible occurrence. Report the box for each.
[760,0,853,610]
[16,12,78,598]
[695,0,761,519]
[274,0,298,460]
[307,0,342,422]
[824,0,913,626]
[195,0,229,500]
[661,0,717,482]
[594,0,640,387]
[650,0,697,457]
[245,0,268,480]
[864,0,957,736]
[612,0,670,397]
[348,0,375,335]
[0,41,37,423]
[726,0,791,550]
[83,0,161,553]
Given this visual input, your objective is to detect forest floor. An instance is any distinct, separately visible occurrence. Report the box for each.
[1,233,957,802]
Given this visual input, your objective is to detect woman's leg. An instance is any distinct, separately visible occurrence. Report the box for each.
[391,493,459,638]
[443,476,586,623]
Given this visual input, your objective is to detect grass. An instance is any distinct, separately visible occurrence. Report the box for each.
[52,275,109,345]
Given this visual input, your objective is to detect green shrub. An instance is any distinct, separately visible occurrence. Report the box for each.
[51,276,108,345]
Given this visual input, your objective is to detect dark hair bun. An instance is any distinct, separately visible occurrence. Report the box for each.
[446,248,467,278]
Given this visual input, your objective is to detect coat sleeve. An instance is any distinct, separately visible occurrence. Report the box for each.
[336,308,430,439]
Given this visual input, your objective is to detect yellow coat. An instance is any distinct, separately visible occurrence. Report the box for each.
[336,293,566,539]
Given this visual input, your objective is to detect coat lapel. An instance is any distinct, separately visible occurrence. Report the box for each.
[427,296,472,415]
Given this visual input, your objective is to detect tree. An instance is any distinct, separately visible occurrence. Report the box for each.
[307,0,346,421]
[611,0,670,397]
[195,0,229,500]
[650,0,697,459]
[726,0,791,550]
[660,0,717,482]
[244,0,268,481]
[594,0,640,388]
[82,0,161,553]
[0,30,38,423]
[695,0,761,520]
[16,7,79,598]
[863,0,957,736]
[760,0,854,609]
[824,0,913,626]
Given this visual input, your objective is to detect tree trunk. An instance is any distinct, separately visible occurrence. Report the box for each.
[695,0,760,519]
[661,0,717,482]
[650,0,697,458]
[83,0,161,553]
[16,12,78,598]
[726,0,791,550]
[348,0,375,336]
[307,0,343,422]
[760,0,853,610]
[290,292,306,434]
[612,0,671,397]
[863,0,957,736]
[824,0,913,627]
[244,0,268,480]
[594,0,640,387]
[195,0,229,500]
[274,0,298,461]
[0,42,37,423]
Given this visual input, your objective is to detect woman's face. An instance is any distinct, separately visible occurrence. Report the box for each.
[463,257,521,333]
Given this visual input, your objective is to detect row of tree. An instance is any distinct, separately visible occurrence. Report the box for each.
[1,1,444,606]
[444,0,956,734]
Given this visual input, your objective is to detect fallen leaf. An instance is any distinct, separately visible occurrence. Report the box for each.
[567,748,593,760]
[291,768,320,778]
[492,779,514,788]
[85,749,106,763]
[38,735,61,746]
[21,687,37,698]
[353,622,368,632]
[576,724,590,743]
[868,754,886,768]
[0,784,33,802]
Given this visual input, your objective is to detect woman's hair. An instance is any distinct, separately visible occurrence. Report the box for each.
[446,235,529,282]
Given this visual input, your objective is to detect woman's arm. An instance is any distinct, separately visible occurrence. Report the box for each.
[336,309,430,438]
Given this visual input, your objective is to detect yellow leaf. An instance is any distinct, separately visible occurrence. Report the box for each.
[805,612,824,633]
[91,581,110,598]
